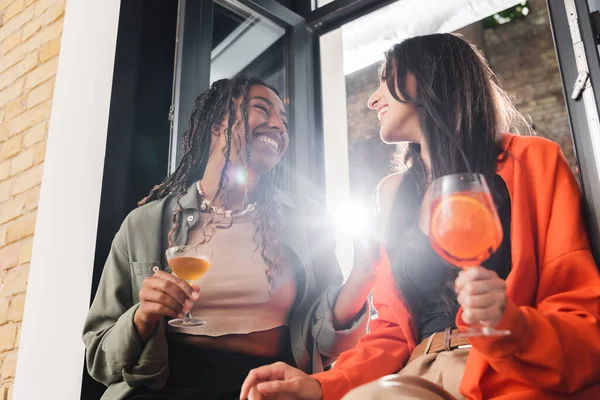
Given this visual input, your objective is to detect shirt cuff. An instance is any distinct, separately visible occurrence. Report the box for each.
[456,296,528,359]
[314,369,353,400]
[313,287,370,358]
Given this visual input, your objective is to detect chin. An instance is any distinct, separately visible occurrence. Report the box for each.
[250,156,280,176]
[380,126,415,145]
[380,129,399,144]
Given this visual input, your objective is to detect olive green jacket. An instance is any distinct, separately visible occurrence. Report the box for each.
[83,187,369,400]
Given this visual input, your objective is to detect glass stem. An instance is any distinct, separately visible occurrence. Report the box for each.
[183,311,193,323]
[183,280,194,323]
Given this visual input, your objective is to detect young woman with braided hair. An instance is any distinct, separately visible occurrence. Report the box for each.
[83,76,374,400]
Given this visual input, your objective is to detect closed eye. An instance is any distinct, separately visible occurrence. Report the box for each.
[254,104,268,114]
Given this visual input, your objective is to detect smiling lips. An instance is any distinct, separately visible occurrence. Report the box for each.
[377,105,388,121]
[256,134,280,152]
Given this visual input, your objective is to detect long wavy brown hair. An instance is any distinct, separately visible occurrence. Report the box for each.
[382,33,531,318]
[139,76,284,289]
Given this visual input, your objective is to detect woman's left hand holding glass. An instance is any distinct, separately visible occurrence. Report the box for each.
[455,267,507,327]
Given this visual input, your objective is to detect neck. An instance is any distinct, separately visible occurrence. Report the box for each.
[200,162,258,210]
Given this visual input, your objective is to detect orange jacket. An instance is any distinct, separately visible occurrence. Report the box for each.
[314,134,600,399]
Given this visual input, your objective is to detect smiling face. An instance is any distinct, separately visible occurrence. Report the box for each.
[245,85,289,175]
[210,84,289,179]
[367,68,422,144]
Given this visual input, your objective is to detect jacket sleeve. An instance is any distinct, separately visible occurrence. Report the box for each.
[305,207,370,367]
[314,257,413,400]
[458,149,600,394]
[82,219,168,389]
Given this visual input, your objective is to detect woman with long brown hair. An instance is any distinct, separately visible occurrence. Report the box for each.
[240,33,600,399]
[83,76,375,400]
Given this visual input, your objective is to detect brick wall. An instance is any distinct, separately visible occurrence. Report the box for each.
[482,0,573,166]
[0,0,64,398]
[346,0,573,201]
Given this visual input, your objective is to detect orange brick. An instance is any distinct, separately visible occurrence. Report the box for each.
[22,14,42,42]
[9,99,51,136]
[26,77,53,108]
[21,186,38,212]
[0,161,8,181]
[0,45,26,75]
[2,264,29,296]
[21,15,41,42]
[39,0,64,24]
[0,242,21,271]
[8,293,24,322]
[15,323,20,348]
[0,197,25,224]
[0,323,17,352]
[0,51,38,92]
[17,236,32,263]
[0,122,10,143]
[1,30,21,55]
[3,0,24,21]
[34,0,58,16]
[0,4,33,43]
[12,163,42,195]
[24,56,57,90]
[0,135,21,160]
[33,139,45,164]
[0,179,11,203]
[39,35,60,63]
[0,226,7,247]
[0,0,14,12]
[5,96,26,120]
[23,18,62,54]
[0,351,17,379]
[0,78,24,109]
[6,213,36,243]
[22,121,45,148]
[0,298,9,324]
[8,148,33,176]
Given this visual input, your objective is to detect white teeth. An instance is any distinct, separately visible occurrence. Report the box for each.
[258,135,279,152]
[378,106,388,121]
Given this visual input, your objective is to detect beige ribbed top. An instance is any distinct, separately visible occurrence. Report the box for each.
[168,210,297,337]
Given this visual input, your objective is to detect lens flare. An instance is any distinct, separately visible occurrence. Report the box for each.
[230,166,249,186]
[333,200,371,237]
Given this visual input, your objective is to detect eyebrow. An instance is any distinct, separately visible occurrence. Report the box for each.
[250,96,288,120]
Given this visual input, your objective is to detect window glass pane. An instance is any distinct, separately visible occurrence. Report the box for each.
[210,0,285,90]
[320,0,574,277]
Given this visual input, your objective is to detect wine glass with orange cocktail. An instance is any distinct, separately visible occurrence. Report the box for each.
[429,173,510,338]
[166,245,212,327]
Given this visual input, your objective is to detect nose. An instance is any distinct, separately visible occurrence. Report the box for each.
[367,87,381,109]
[268,114,286,133]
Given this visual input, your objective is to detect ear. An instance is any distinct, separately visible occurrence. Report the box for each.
[212,122,224,137]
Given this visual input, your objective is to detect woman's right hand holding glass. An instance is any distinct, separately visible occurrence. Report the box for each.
[133,270,200,341]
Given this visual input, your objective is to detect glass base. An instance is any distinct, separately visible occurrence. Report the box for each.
[168,318,206,327]
[450,326,510,339]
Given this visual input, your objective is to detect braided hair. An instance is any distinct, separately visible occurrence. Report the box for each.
[140,76,285,289]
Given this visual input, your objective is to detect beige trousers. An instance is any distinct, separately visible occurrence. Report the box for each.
[342,348,469,400]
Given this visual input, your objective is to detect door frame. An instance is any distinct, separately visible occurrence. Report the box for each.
[548,0,600,260]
